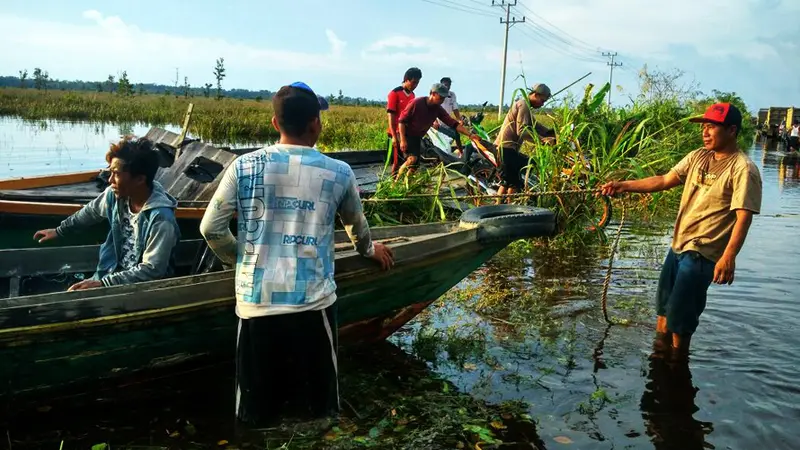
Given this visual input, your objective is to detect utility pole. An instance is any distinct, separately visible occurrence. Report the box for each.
[602,52,622,107]
[493,0,525,119]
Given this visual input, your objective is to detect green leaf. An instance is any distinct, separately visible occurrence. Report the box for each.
[91,444,109,450]
[368,427,380,438]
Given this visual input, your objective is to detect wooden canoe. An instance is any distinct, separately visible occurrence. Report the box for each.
[0,127,389,249]
[0,205,554,404]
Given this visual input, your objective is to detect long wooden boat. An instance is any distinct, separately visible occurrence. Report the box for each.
[0,205,554,405]
[0,127,388,249]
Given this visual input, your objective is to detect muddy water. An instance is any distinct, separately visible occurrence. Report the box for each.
[1,135,799,449]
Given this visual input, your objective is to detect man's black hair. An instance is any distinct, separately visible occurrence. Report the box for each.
[404,67,422,82]
[440,77,451,84]
[105,137,160,189]
[272,85,321,137]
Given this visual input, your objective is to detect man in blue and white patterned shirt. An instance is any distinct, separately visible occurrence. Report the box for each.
[200,81,394,427]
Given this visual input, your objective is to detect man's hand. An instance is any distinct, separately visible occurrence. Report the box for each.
[67,279,104,291]
[370,243,394,270]
[599,181,626,197]
[713,253,736,285]
[432,121,440,130]
[400,139,408,153]
[33,228,58,243]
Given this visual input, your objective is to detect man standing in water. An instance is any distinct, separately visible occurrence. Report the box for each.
[200,82,394,427]
[600,103,762,361]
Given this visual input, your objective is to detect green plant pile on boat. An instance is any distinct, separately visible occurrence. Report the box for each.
[489,68,755,240]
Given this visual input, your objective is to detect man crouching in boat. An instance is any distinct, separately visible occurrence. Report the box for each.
[199,81,394,428]
[33,137,181,291]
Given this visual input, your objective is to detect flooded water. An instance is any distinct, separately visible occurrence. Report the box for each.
[0,118,183,178]
[1,126,799,449]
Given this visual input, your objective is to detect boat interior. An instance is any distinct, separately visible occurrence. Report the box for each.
[0,221,461,302]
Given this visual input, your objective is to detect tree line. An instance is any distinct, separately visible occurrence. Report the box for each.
[2,57,396,107]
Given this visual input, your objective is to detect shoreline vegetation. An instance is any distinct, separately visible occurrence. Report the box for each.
[0,73,756,234]
[0,72,756,233]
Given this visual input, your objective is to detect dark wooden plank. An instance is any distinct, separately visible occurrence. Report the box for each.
[0,270,234,308]
[0,240,204,277]
[0,222,456,278]
[333,221,455,242]
[0,276,235,329]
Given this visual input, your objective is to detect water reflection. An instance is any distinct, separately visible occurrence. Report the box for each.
[640,359,712,450]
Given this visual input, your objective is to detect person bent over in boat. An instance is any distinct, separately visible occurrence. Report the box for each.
[494,83,554,204]
[600,103,762,362]
[199,81,395,428]
[33,137,181,291]
[394,82,480,181]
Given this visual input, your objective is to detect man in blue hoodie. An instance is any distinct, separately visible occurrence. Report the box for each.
[200,81,394,427]
[33,137,181,291]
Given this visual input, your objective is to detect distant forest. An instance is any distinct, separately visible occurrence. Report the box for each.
[0,77,385,107]
[1,63,495,110]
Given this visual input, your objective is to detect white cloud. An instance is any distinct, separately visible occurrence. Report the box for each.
[326,29,346,58]
[0,11,356,85]
[361,35,502,68]
[517,0,795,62]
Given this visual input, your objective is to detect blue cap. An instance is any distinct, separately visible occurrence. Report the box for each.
[289,81,329,111]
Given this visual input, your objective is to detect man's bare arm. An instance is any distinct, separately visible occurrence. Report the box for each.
[387,112,397,138]
[713,209,754,285]
[601,171,683,196]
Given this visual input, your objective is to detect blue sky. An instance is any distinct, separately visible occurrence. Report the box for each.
[2,0,799,112]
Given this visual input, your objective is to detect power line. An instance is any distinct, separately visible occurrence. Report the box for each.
[515,2,601,53]
[493,0,525,119]
[420,0,495,17]
[516,23,605,64]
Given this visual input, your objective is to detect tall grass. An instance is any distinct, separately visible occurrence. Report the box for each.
[0,88,387,149]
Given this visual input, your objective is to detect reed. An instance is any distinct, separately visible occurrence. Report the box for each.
[0,88,387,149]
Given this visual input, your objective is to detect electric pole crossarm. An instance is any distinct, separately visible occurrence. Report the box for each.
[493,0,525,119]
[602,51,622,107]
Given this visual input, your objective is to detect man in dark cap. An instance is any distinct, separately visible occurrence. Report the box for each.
[395,82,480,181]
[600,103,762,361]
[494,83,555,202]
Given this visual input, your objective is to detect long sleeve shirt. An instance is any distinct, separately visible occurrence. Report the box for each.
[199,144,375,319]
[495,99,553,151]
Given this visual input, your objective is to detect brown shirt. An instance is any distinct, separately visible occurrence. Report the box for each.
[670,148,762,262]
[495,99,552,150]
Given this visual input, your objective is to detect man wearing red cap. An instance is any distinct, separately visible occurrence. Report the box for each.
[600,103,762,361]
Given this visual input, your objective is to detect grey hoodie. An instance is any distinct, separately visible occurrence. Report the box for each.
[56,181,181,286]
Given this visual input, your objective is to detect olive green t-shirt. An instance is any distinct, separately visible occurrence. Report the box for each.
[669,148,762,262]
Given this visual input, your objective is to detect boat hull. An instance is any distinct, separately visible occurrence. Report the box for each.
[0,239,502,403]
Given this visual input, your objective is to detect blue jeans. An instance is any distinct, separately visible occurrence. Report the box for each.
[656,249,715,336]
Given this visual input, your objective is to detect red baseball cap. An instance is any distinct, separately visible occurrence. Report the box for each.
[689,102,742,129]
